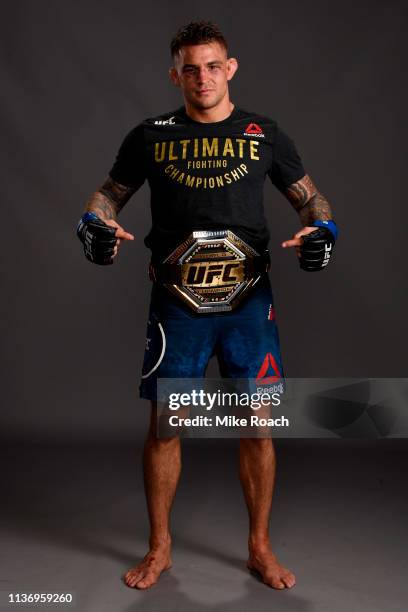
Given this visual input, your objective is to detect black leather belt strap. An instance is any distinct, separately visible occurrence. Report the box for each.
[149,251,270,285]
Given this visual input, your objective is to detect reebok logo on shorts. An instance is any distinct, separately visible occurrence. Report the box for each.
[256,352,281,384]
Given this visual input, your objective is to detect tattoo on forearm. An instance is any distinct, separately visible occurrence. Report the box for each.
[85,177,136,221]
[284,174,333,225]
[300,192,333,225]
[285,175,317,212]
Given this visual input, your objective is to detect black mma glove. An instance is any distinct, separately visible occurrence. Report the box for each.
[299,220,338,272]
[76,212,117,265]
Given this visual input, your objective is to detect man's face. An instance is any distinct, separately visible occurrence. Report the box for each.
[170,42,238,110]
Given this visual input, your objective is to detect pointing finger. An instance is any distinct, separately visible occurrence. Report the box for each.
[282,238,302,248]
[114,228,134,240]
[103,219,134,241]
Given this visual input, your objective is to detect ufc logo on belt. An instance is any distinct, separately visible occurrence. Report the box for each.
[184,261,245,287]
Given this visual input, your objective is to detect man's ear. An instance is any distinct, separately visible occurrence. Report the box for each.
[169,67,180,87]
[226,57,238,81]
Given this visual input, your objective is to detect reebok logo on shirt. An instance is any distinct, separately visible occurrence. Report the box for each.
[244,123,265,137]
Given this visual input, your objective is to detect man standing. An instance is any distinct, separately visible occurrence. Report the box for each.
[77,21,337,590]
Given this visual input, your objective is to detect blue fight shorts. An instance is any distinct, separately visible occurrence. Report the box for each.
[139,275,284,401]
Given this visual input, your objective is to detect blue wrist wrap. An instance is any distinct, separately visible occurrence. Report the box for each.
[77,211,99,231]
[312,219,338,241]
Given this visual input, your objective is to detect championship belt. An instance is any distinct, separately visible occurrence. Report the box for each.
[149,230,270,314]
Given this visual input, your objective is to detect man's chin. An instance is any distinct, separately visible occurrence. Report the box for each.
[190,96,221,110]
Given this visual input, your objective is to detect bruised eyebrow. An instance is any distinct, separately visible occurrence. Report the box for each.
[182,61,224,70]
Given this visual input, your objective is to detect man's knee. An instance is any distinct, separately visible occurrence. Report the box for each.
[146,428,180,445]
[146,403,176,442]
[240,437,274,451]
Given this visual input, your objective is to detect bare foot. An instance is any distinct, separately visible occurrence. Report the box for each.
[247,547,296,589]
[124,545,172,589]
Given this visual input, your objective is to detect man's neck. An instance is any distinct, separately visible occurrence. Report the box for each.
[184,100,235,123]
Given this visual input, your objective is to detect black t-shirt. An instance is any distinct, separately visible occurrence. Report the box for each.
[109,106,305,261]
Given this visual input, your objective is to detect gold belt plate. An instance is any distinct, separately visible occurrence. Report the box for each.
[163,230,262,313]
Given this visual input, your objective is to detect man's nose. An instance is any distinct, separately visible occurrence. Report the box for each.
[196,67,211,82]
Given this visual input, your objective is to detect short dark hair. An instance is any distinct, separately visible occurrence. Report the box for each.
[170,20,228,58]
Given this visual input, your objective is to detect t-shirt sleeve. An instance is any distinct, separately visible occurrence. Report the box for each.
[108,124,147,190]
[267,126,306,190]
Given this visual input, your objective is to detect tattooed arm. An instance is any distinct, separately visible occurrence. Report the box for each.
[78,177,136,261]
[281,174,335,253]
[284,174,333,226]
[85,177,136,222]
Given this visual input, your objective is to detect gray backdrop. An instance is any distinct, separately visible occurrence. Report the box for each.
[1,0,407,443]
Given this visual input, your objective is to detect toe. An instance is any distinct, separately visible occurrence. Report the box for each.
[265,572,288,589]
[136,572,157,589]
[135,580,151,589]
[283,574,296,588]
[135,570,149,586]
[272,579,286,590]
[126,570,145,588]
